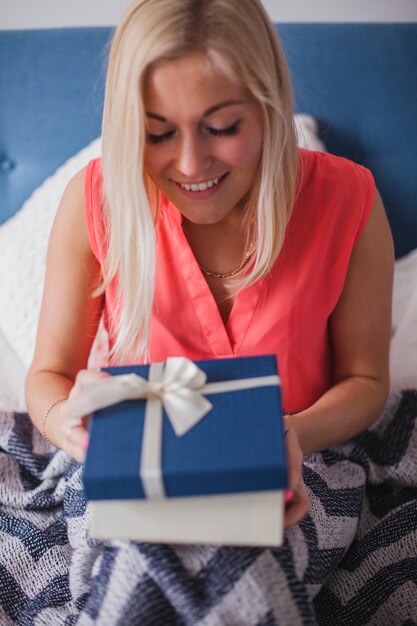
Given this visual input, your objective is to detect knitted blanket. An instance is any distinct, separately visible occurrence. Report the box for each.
[0,391,416,625]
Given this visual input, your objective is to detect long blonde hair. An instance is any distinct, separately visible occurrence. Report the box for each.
[99,0,298,364]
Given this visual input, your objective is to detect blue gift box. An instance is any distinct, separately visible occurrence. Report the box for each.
[83,355,288,501]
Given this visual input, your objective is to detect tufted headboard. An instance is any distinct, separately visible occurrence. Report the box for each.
[0,24,416,257]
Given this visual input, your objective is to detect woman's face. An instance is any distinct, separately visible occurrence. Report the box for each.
[143,51,263,227]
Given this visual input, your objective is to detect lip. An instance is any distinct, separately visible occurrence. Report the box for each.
[173,172,229,200]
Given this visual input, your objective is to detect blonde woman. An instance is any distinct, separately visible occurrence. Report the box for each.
[26,0,393,532]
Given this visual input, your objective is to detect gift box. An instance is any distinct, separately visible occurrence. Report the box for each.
[81,354,288,546]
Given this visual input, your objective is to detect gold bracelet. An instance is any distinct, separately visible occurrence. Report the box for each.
[42,397,68,446]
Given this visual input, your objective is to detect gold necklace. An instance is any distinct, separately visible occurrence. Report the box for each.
[198,243,254,279]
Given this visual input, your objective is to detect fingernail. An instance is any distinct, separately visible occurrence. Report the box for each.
[285,490,294,504]
[82,435,89,450]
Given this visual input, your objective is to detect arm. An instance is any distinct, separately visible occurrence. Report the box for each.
[25,167,105,462]
[288,189,394,455]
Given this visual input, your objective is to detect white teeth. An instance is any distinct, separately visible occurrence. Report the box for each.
[180,176,220,191]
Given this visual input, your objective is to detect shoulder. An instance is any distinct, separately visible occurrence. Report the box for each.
[57,166,87,223]
[48,166,91,258]
[58,162,98,227]
[296,148,375,222]
[289,150,376,251]
[51,160,105,261]
[60,158,102,205]
[297,148,375,197]
[81,158,106,261]
[84,157,103,201]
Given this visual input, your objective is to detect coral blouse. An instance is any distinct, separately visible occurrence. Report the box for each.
[85,149,375,414]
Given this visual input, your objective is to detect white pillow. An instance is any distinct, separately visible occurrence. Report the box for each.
[0,138,102,370]
[294,114,326,152]
[0,116,324,411]
[0,326,27,412]
[389,248,417,393]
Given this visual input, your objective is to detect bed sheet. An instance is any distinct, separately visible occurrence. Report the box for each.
[0,327,26,412]
[0,391,416,624]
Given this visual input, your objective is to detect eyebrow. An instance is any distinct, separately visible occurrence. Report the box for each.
[145,99,244,122]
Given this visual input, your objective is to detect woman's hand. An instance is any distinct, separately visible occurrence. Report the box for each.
[283,417,309,528]
[47,369,110,463]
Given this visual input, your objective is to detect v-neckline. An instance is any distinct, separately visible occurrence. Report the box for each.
[163,200,265,357]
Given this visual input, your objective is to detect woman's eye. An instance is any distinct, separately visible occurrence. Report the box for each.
[146,121,241,144]
[207,121,241,137]
[146,131,175,145]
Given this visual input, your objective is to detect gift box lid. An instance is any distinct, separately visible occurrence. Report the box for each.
[83,355,288,500]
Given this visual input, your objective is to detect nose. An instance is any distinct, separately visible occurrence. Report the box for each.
[176,132,212,179]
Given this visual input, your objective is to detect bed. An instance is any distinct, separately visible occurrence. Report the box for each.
[0,23,417,625]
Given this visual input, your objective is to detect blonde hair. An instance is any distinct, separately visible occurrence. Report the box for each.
[99,0,298,364]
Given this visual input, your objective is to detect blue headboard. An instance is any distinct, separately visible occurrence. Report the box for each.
[0,24,416,257]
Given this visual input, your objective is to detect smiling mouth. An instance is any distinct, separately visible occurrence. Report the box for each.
[175,173,228,192]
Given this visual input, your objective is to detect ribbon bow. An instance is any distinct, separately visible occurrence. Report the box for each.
[66,356,213,437]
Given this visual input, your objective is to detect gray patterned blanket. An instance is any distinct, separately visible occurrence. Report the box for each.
[0,391,416,625]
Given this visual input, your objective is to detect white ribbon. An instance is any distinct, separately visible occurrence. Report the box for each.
[65,357,280,499]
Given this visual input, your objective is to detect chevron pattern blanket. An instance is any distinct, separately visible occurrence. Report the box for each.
[0,391,416,625]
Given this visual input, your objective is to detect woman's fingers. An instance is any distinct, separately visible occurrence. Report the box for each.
[69,368,110,397]
[284,424,304,493]
[61,369,111,427]
[57,401,90,462]
[65,423,89,464]
[50,369,110,462]
[283,417,310,528]
[284,480,310,528]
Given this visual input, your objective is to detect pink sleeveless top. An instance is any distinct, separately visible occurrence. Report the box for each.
[85,149,375,414]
